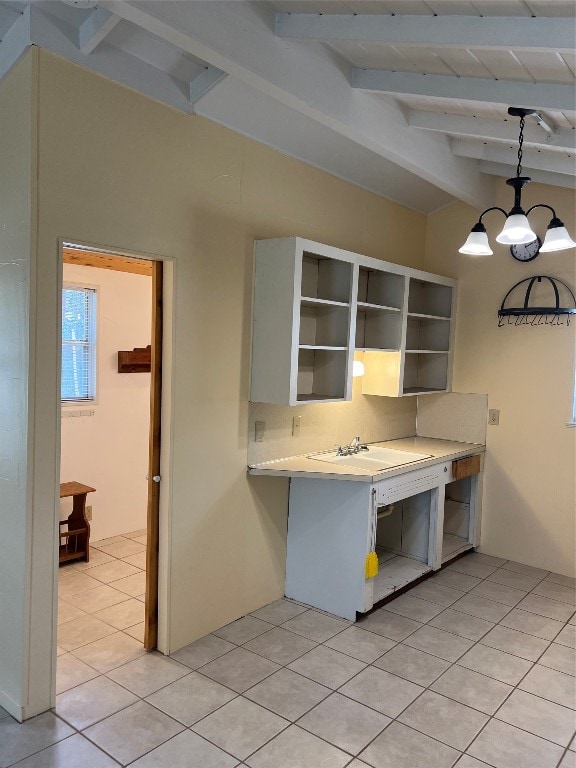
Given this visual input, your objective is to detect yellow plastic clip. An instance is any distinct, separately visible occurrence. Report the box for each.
[365,551,379,579]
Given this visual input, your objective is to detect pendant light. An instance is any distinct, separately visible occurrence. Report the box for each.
[459,108,576,256]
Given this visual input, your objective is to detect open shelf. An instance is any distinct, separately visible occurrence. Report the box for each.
[408,278,453,318]
[296,348,348,402]
[301,252,353,304]
[402,352,449,395]
[299,345,347,350]
[300,303,350,348]
[358,267,404,309]
[356,307,402,350]
[357,302,401,312]
[406,315,450,353]
[301,297,349,308]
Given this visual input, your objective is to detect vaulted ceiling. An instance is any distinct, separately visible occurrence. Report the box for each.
[1,0,574,213]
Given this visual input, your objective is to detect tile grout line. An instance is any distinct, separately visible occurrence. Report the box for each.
[31,549,576,767]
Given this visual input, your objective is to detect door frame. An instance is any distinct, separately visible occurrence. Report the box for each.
[57,240,174,655]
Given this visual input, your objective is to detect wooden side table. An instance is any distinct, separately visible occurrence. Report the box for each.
[59,482,96,564]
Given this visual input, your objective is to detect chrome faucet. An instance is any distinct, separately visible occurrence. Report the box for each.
[349,436,361,453]
[337,436,366,456]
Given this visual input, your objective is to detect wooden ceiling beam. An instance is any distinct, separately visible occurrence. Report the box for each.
[62,248,153,276]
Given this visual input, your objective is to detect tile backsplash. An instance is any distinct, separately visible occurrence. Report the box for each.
[249,383,488,465]
[416,392,488,445]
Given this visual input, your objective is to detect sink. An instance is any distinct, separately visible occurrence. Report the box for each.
[308,446,432,471]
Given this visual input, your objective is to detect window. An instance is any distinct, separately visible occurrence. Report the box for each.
[61,286,97,402]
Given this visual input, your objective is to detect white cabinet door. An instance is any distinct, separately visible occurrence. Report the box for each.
[285,478,371,620]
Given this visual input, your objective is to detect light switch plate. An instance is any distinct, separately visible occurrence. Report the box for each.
[255,420,265,442]
[292,416,301,436]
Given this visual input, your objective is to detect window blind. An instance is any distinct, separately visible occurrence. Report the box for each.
[61,287,97,401]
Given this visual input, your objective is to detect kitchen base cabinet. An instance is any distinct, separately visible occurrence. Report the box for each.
[284,455,482,621]
[285,479,372,621]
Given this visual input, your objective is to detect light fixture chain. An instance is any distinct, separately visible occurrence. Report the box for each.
[516,115,525,178]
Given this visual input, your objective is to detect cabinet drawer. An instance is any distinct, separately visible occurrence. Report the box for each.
[375,463,448,505]
[452,455,481,481]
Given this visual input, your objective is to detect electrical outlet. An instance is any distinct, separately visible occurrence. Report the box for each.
[292,416,301,436]
[488,409,500,426]
[255,420,265,442]
[85,505,92,521]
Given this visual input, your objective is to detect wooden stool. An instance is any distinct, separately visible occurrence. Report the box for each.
[59,482,95,564]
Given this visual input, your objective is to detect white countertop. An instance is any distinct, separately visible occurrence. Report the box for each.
[248,436,485,483]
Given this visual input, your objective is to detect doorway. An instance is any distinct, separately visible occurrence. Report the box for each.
[57,245,163,688]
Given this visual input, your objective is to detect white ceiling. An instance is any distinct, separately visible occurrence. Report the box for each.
[0,0,574,212]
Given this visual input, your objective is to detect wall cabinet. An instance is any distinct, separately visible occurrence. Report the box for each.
[251,238,356,405]
[250,237,455,405]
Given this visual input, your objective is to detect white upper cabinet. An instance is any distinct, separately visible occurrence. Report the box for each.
[251,238,357,405]
[250,237,456,405]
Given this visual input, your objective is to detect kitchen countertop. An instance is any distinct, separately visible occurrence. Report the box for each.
[248,436,485,482]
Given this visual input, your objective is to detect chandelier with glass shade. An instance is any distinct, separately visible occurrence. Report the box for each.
[459,108,576,258]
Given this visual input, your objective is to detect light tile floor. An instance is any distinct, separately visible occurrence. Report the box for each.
[0,548,575,767]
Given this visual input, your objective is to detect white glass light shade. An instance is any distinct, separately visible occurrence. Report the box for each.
[496,214,537,245]
[352,360,365,377]
[459,230,493,255]
[539,225,576,252]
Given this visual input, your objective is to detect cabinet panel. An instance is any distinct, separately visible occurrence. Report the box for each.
[362,350,402,397]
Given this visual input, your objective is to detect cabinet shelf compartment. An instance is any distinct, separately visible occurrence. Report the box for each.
[297,348,348,402]
[356,306,402,350]
[300,303,350,348]
[408,279,453,319]
[373,491,433,603]
[406,316,450,353]
[402,352,449,395]
[357,267,404,309]
[301,252,353,304]
[442,476,476,564]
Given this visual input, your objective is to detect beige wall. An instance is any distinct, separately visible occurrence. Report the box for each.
[32,50,428,656]
[0,52,35,720]
[60,264,151,541]
[0,50,59,721]
[425,181,576,576]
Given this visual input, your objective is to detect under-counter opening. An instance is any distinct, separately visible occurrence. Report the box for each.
[372,489,433,603]
[442,475,475,563]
